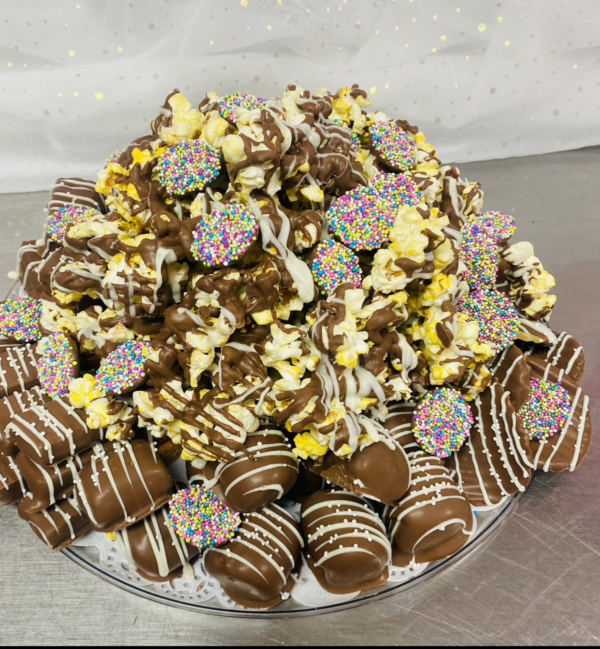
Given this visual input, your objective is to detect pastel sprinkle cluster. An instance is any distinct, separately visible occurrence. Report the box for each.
[38,333,77,398]
[458,289,520,351]
[169,485,241,550]
[519,378,571,441]
[475,211,516,241]
[0,298,41,342]
[458,220,498,289]
[369,121,417,171]
[191,204,259,267]
[371,171,422,208]
[95,340,151,394]
[413,387,473,458]
[351,131,362,151]
[219,92,266,123]
[47,205,100,242]
[156,140,221,196]
[328,185,395,250]
[105,150,122,167]
[311,240,363,295]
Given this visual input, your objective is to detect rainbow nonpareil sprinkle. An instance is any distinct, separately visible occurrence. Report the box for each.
[95,340,151,394]
[458,220,498,289]
[519,378,571,441]
[369,121,417,171]
[169,485,241,550]
[311,240,362,295]
[219,92,266,123]
[328,185,395,251]
[0,298,41,342]
[156,140,221,196]
[38,332,78,398]
[371,171,421,208]
[474,211,516,241]
[458,289,520,351]
[413,387,473,458]
[47,205,101,242]
[191,204,259,267]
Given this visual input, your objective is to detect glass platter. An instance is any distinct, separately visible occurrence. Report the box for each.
[61,491,524,618]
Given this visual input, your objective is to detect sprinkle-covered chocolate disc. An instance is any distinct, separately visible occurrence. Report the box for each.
[156,140,221,196]
[413,387,473,458]
[38,332,79,398]
[519,378,571,441]
[95,340,151,395]
[0,298,42,342]
[371,171,422,208]
[458,220,498,289]
[475,210,516,241]
[190,204,259,267]
[311,240,362,295]
[369,121,417,171]
[169,485,241,550]
[219,92,266,123]
[458,288,520,351]
[328,185,395,251]
[47,205,101,242]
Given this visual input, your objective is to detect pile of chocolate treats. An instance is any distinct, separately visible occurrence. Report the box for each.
[0,85,591,609]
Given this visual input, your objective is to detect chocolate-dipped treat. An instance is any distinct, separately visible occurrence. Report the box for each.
[116,507,198,582]
[0,454,27,505]
[199,427,299,513]
[0,344,39,398]
[0,387,50,456]
[489,344,531,411]
[519,367,592,473]
[383,450,475,567]
[16,444,104,515]
[524,330,585,385]
[47,177,105,214]
[18,495,91,551]
[75,439,174,533]
[306,437,411,506]
[204,503,303,609]
[445,383,533,509]
[301,490,391,595]
[8,396,105,467]
[286,461,325,504]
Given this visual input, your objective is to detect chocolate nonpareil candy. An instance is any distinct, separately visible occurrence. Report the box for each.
[0,344,39,398]
[18,495,91,551]
[75,439,174,533]
[0,454,27,506]
[8,396,105,467]
[301,490,391,595]
[116,506,198,582]
[204,503,303,609]
[0,386,50,456]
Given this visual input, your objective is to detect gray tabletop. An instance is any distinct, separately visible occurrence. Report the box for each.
[0,147,598,646]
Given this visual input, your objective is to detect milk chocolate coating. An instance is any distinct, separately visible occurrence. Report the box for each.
[16,444,103,515]
[489,344,531,411]
[0,387,50,456]
[200,427,298,513]
[75,439,174,533]
[526,330,585,385]
[306,440,410,506]
[445,383,533,509]
[0,454,27,505]
[204,503,303,609]
[286,461,325,504]
[9,396,105,467]
[18,495,91,551]
[524,365,592,473]
[0,344,39,399]
[116,506,198,583]
[301,490,391,595]
[16,240,45,298]
[47,177,105,214]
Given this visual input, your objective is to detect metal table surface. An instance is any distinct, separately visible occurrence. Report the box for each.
[0,147,598,646]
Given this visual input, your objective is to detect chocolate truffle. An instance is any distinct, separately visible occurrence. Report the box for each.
[301,490,391,594]
[0,387,50,456]
[0,454,27,506]
[200,427,298,513]
[116,506,199,582]
[204,503,303,609]
[0,344,39,398]
[75,439,174,533]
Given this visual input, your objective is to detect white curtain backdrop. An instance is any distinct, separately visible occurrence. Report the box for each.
[0,0,598,193]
